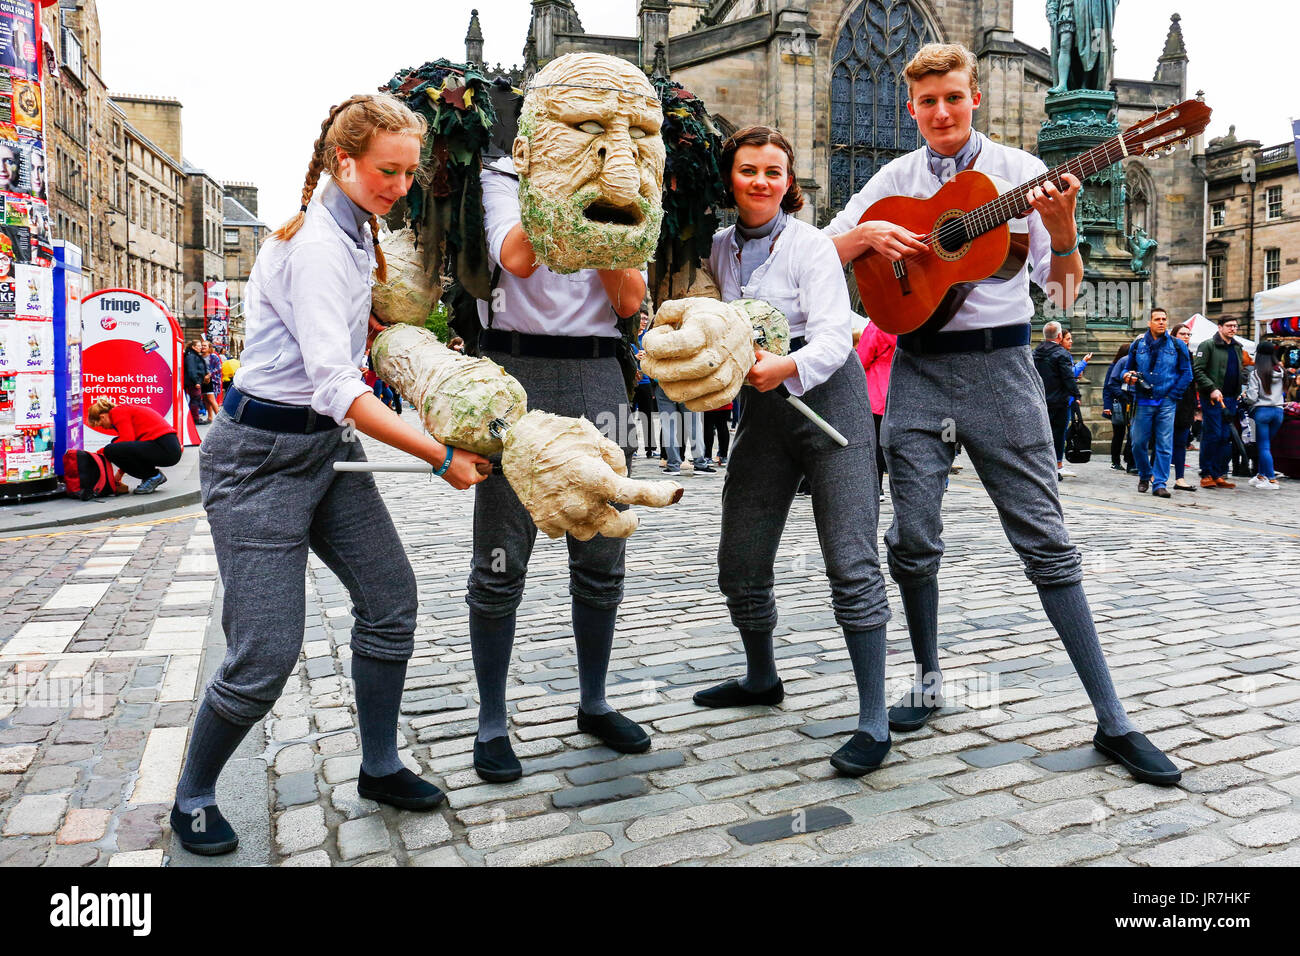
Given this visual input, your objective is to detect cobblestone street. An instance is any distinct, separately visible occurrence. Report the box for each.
[2,429,1298,867]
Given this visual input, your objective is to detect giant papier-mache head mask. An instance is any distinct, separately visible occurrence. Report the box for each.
[514,53,665,274]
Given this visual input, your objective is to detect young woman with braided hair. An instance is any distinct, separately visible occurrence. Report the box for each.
[171,93,491,855]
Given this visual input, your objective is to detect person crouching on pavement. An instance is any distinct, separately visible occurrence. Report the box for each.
[86,397,181,495]
[169,93,490,857]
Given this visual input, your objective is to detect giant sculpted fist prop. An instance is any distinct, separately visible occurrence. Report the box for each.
[640,298,790,411]
[515,53,666,273]
[502,411,683,541]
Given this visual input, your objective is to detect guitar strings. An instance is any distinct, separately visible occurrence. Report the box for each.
[893,130,1138,264]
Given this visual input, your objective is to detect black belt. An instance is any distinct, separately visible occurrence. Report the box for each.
[789,336,806,353]
[480,328,620,359]
[898,323,1031,356]
[223,385,340,433]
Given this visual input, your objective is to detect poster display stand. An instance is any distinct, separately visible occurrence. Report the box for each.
[81,288,195,450]
[0,0,57,501]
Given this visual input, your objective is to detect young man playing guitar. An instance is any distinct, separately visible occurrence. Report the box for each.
[824,43,1180,785]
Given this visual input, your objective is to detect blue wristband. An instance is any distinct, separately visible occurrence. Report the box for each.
[1052,237,1079,257]
[433,446,454,477]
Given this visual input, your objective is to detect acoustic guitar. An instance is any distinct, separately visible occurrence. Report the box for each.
[851,98,1213,335]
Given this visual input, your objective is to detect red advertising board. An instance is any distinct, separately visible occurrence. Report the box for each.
[80,288,198,448]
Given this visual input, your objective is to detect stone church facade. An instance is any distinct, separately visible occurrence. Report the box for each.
[473,1,1208,332]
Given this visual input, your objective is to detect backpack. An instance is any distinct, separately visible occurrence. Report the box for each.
[1064,405,1093,463]
[63,449,125,501]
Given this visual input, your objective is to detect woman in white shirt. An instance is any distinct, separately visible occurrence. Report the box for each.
[690,127,893,776]
[170,94,489,856]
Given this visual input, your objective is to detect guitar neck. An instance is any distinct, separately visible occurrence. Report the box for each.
[962,134,1132,238]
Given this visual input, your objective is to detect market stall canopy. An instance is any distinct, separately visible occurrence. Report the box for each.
[1253,278,1300,322]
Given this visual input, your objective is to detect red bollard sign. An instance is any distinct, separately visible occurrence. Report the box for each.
[80,288,197,448]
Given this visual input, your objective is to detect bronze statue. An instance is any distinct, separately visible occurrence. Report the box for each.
[1048,0,1120,93]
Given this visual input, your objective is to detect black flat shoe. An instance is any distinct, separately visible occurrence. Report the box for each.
[692,677,785,709]
[170,803,239,856]
[1093,730,1182,786]
[474,736,523,783]
[576,708,651,754]
[830,732,891,777]
[888,699,941,732]
[357,767,446,810]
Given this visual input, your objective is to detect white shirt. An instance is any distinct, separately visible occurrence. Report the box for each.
[709,216,853,397]
[476,157,631,337]
[823,131,1054,333]
[233,190,374,424]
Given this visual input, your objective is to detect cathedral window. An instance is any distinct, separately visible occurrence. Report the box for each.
[830,0,936,211]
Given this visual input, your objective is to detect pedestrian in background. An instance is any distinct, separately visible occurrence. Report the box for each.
[702,400,732,466]
[1032,321,1080,480]
[1194,316,1248,489]
[199,341,221,422]
[207,344,226,406]
[1170,323,1199,491]
[1122,307,1191,498]
[632,309,659,460]
[182,339,208,426]
[1102,341,1132,471]
[1247,340,1285,489]
[855,319,897,498]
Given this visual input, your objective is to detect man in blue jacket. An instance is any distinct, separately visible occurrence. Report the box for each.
[1122,308,1192,497]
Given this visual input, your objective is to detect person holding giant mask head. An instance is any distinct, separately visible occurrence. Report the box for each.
[514,52,665,274]
[467,52,659,784]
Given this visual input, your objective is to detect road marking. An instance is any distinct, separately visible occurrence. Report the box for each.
[143,617,208,653]
[3,620,83,656]
[130,727,189,805]
[42,581,112,611]
[159,654,201,703]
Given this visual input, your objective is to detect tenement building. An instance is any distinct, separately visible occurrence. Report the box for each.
[221,182,267,349]
[1204,132,1299,331]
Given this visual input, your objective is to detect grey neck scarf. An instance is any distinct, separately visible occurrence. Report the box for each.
[926,131,982,184]
[320,177,372,250]
[735,210,788,287]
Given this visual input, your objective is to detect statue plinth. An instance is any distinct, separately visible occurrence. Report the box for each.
[1036,88,1144,335]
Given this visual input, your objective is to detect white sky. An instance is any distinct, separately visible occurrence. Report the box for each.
[96,0,1295,228]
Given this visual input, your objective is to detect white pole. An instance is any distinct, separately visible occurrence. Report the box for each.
[333,461,433,474]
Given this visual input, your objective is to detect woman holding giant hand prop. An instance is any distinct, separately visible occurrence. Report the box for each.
[643,127,893,776]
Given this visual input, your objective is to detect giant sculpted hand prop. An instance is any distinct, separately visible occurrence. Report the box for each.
[371,325,682,538]
[641,298,790,411]
[502,411,683,541]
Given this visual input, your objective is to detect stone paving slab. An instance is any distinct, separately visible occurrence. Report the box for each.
[0,434,1298,865]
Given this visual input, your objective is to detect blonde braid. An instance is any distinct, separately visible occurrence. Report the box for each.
[368,214,388,282]
[273,95,373,242]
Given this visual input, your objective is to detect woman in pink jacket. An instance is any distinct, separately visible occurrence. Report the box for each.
[856,321,897,497]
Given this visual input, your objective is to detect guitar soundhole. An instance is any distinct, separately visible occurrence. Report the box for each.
[930,209,970,261]
[937,220,968,254]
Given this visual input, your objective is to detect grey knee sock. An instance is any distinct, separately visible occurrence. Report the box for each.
[469,609,516,742]
[844,625,889,741]
[573,599,616,716]
[899,578,942,703]
[352,653,408,777]
[739,628,779,692]
[1036,583,1137,736]
[174,699,252,813]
